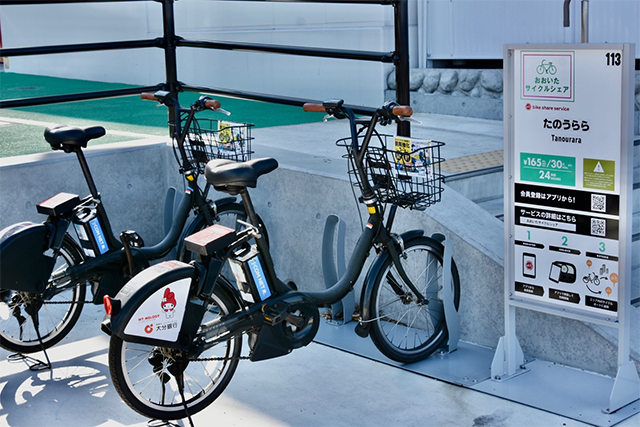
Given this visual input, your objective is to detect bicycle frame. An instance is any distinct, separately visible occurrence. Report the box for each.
[105,102,428,356]
[101,100,458,421]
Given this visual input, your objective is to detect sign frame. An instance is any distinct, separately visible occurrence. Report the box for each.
[495,43,637,414]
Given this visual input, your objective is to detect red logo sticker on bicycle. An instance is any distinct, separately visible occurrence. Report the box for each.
[144,324,153,334]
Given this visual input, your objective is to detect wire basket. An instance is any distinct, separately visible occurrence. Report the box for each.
[337,133,444,211]
[172,116,254,173]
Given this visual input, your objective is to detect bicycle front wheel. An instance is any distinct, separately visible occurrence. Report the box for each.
[108,281,242,420]
[0,235,86,353]
[368,236,460,363]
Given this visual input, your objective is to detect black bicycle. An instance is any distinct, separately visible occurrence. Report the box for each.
[0,91,265,365]
[102,99,460,420]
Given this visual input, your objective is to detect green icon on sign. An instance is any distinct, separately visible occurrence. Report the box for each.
[583,159,615,191]
[520,153,576,186]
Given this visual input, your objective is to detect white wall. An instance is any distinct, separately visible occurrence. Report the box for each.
[0,0,397,108]
[417,0,640,65]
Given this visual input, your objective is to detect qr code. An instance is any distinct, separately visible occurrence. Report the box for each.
[591,218,606,237]
[591,194,606,212]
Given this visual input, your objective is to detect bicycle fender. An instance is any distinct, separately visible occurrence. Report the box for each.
[0,222,56,293]
[358,230,425,330]
[105,260,206,349]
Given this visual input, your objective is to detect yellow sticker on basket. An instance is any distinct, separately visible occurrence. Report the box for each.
[367,206,376,214]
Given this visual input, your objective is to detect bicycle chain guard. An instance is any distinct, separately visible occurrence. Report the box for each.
[249,295,320,362]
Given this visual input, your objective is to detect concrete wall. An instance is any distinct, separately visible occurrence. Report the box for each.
[388,70,640,134]
[1,140,635,377]
[0,138,173,246]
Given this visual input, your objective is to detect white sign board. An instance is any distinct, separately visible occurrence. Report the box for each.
[505,44,634,324]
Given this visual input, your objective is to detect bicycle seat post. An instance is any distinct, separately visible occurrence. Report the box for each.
[74,146,100,200]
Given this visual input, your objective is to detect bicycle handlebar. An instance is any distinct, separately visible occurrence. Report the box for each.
[301,103,326,113]
[140,92,158,102]
[302,102,413,118]
[202,98,221,110]
[141,92,222,110]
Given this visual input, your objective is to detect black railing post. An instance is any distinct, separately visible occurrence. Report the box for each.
[160,0,179,129]
[393,0,410,137]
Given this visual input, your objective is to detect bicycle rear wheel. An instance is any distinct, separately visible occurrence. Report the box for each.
[368,236,460,363]
[108,280,242,420]
[0,235,86,353]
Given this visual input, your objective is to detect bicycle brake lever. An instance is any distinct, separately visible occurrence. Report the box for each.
[213,108,232,116]
[398,116,422,125]
[236,219,262,239]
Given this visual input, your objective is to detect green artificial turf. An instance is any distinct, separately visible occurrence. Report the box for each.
[0,72,324,157]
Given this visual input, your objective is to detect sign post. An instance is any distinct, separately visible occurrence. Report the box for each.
[495,43,638,413]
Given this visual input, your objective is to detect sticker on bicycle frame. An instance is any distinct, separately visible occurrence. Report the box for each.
[89,217,109,255]
[247,257,271,301]
[123,278,190,342]
[367,206,376,214]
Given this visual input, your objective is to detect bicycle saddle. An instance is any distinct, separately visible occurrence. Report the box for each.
[204,157,278,194]
[44,125,106,152]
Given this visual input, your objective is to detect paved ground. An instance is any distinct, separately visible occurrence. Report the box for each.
[3,304,637,427]
[1,81,638,426]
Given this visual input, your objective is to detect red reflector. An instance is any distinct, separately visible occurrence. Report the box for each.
[103,295,113,315]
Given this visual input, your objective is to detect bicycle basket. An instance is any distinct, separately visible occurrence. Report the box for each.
[337,133,444,210]
[172,116,254,173]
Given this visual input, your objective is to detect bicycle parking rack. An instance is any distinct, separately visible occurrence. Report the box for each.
[433,232,460,353]
[320,217,462,353]
[321,215,354,325]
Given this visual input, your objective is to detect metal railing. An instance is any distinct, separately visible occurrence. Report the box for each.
[0,0,411,135]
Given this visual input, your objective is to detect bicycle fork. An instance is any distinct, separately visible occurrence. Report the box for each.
[384,237,428,305]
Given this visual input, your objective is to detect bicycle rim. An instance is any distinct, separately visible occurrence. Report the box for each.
[369,237,460,363]
[109,285,241,420]
[0,237,86,353]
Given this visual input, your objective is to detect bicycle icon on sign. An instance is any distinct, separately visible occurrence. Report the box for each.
[583,272,601,286]
[536,59,557,75]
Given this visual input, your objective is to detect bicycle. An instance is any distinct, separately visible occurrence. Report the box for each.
[0,91,265,366]
[102,99,460,421]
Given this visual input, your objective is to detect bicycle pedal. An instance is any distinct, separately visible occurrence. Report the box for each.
[262,303,289,325]
[120,230,145,248]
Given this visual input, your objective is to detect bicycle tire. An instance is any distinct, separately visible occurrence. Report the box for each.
[108,278,242,420]
[0,235,86,353]
[368,236,460,363]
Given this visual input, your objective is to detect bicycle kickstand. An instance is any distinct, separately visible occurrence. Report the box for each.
[13,309,53,371]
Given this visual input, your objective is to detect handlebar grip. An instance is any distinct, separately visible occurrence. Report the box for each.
[392,105,413,117]
[303,103,326,113]
[205,99,221,109]
[141,92,158,101]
